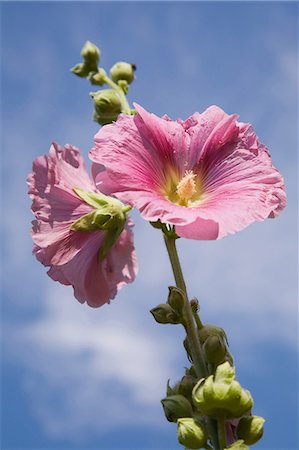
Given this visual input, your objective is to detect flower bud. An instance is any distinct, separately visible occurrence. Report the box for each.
[81,40,100,71]
[204,335,227,365]
[88,68,107,86]
[198,324,227,345]
[237,416,265,445]
[110,61,136,84]
[177,418,207,449]
[167,286,185,317]
[224,440,248,450]
[198,324,233,367]
[161,395,193,423]
[91,89,123,125]
[178,374,198,403]
[150,304,180,324]
[71,63,91,78]
[192,362,253,419]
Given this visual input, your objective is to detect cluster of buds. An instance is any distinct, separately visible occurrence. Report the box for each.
[150,286,185,325]
[72,41,136,125]
[150,286,265,449]
[161,361,264,449]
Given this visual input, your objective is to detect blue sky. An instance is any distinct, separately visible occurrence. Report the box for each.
[1,2,298,450]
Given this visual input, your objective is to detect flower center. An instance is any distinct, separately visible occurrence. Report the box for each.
[176,171,197,203]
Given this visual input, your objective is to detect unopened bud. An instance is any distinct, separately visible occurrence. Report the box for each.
[110,61,136,84]
[81,41,100,71]
[91,89,123,125]
[150,304,180,324]
[177,418,207,449]
[89,68,107,86]
[192,362,253,419]
[167,286,185,317]
[237,416,265,445]
[204,335,227,365]
[161,395,193,423]
[178,375,197,403]
[71,63,91,78]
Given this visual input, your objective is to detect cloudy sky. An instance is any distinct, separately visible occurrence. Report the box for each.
[1,2,298,450]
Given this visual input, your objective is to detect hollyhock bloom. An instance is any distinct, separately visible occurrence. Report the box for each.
[28,143,137,307]
[90,104,286,240]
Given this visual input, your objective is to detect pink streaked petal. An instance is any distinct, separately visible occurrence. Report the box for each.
[90,114,163,190]
[175,217,219,240]
[49,142,95,192]
[133,103,188,171]
[32,223,98,265]
[105,221,138,287]
[47,226,137,308]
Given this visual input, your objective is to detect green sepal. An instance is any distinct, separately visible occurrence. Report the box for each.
[70,210,111,232]
[73,187,123,210]
[71,188,131,259]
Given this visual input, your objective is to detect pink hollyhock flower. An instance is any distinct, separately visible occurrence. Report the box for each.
[90,104,286,240]
[28,143,137,307]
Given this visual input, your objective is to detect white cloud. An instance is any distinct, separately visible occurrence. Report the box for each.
[6,280,180,440]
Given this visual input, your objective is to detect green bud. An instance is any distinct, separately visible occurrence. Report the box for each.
[71,63,91,78]
[81,40,100,71]
[204,335,227,365]
[167,286,185,317]
[198,324,228,345]
[161,395,193,423]
[88,68,107,86]
[178,375,198,403]
[192,362,253,419]
[150,304,180,324]
[224,440,249,450]
[177,418,207,449]
[71,188,130,259]
[91,89,123,125]
[110,61,136,84]
[237,416,265,445]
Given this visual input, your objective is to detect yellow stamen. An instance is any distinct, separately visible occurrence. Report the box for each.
[176,170,197,202]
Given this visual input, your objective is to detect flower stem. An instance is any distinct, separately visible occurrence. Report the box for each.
[162,233,219,449]
[217,416,227,450]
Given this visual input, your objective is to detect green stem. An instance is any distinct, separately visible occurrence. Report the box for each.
[103,76,132,115]
[163,232,219,449]
[217,416,227,450]
[163,234,206,378]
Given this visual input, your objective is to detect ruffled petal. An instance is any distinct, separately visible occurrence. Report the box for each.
[46,225,137,308]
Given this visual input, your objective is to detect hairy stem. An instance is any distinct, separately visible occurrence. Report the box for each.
[163,232,219,449]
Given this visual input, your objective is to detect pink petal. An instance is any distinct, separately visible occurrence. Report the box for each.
[46,225,137,308]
